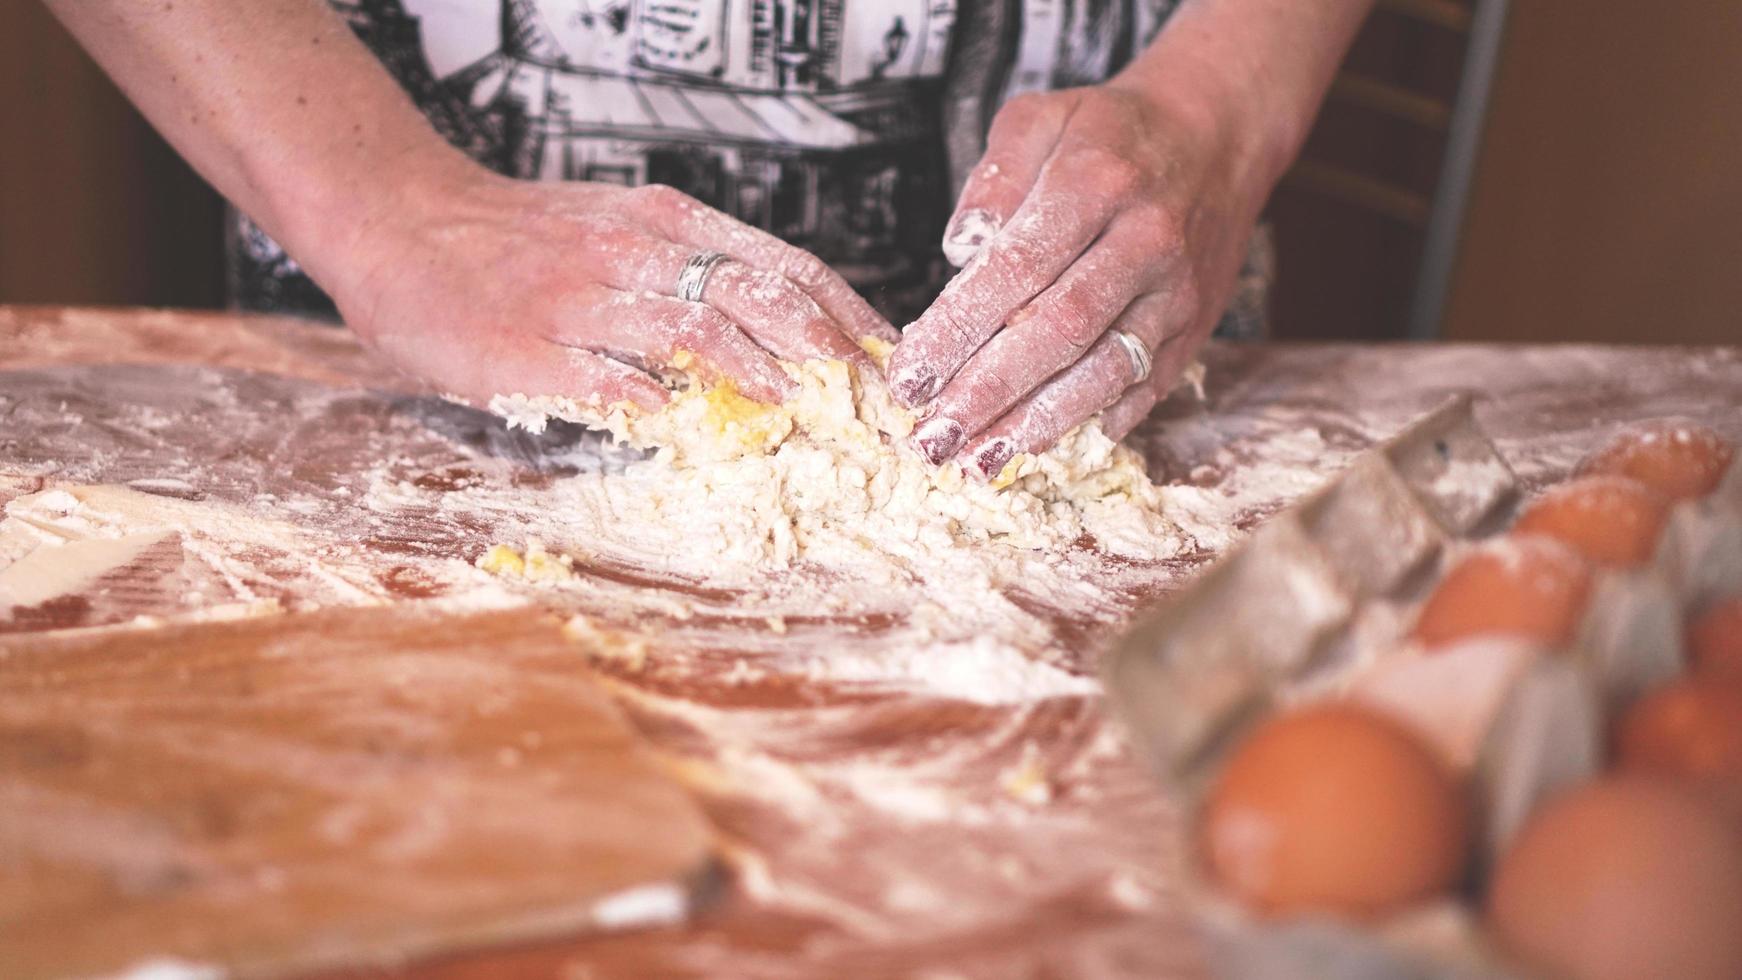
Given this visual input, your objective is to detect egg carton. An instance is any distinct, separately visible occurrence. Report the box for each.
[1104,396,1742,979]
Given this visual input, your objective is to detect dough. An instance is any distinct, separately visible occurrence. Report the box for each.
[487,343,1185,570]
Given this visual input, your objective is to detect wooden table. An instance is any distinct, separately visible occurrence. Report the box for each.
[3,306,1738,979]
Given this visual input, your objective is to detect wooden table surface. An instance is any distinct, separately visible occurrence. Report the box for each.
[3,306,1739,979]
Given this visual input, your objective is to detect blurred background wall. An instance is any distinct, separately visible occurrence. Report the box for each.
[3,1,1739,344]
[1,2,226,309]
[1439,1,1742,344]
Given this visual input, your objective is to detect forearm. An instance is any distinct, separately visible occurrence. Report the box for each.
[44,0,474,289]
[1116,0,1376,186]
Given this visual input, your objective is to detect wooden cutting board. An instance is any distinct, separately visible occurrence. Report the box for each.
[0,605,719,979]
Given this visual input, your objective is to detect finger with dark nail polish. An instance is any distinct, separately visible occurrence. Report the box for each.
[912,415,965,465]
[970,437,1017,482]
[942,208,1001,268]
[891,364,941,408]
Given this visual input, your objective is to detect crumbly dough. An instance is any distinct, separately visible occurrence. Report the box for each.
[486,342,1185,569]
[476,540,576,582]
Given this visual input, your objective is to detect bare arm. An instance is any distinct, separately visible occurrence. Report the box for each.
[46,0,895,407]
[45,0,468,292]
[890,0,1375,472]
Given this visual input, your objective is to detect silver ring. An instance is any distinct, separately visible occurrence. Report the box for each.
[675,250,730,303]
[1111,329,1152,383]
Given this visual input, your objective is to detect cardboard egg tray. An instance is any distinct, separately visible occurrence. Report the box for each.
[1104,395,1742,978]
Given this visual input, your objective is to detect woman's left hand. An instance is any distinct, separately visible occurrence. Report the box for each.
[888,75,1282,476]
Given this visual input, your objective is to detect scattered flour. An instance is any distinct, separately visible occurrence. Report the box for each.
[107,959,225,980]
[0,484,382,619]
[812,635,1102,705]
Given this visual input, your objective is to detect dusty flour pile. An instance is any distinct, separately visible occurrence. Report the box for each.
[485,345,1187,576]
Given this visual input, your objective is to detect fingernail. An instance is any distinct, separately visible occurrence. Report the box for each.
[891,364,940,407]
[942,208,1000,268]
[912,415,965,465]
[971,437,1016,481]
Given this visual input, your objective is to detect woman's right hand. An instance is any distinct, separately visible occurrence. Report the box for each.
[324,168,898,412]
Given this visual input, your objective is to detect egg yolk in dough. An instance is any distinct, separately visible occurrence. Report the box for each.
[1410,536,1593,651]
[1512,475,1669,569]
[1578,418,1733,501]
[1199,703,1469,920]
[701,379,783,440]
[1486,776,1742,980]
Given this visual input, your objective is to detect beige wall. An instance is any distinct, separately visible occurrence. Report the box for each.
[1443,3,1742,344]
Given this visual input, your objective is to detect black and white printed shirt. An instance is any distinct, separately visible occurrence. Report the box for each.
[233,0,1266,337]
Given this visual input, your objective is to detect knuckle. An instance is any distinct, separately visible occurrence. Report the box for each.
[777,250,833,291]
[592,217,640,242]
[633,183,695,213]
[1025,399,1064,440]
[988,90,1070,145]
[753,268,825,321]
[1103,160,1147,199]
[929,304,985,353]
[1133,208,1187,259]
[999,91,1050,125]
[575,221,638,265]
[1035,298,1102,352]
[1170,278,1203,322]
[739,266,782,292]
[969,367,1022,411]
[667,302,734,345]
[1072,146,1144,198]
[1117,301,1166,344]
[975,239,1035,290]
[583,243,634,281]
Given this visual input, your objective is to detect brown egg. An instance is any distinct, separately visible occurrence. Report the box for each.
[1615,675,1742,813]
[1411,536,1593,651]
[1689,597,1742,681]
[1487,776,1742,980]
[1199,703,1469,920]
[1512,475,1670,569]
[1579,418,1734,501]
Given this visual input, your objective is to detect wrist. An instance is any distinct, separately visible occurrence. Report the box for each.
[256,129,484,303]
[1112,0,1371,189]
[1112,46,1301,193]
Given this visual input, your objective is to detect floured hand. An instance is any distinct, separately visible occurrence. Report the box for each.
[332,171,897,412]
[889,77,1277,477]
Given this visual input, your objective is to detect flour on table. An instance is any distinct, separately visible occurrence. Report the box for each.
[485,344,1187,575]
[0,484,378,623]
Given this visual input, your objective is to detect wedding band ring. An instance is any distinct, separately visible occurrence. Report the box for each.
[675,250,730,303]
[1112,329,1152,383]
